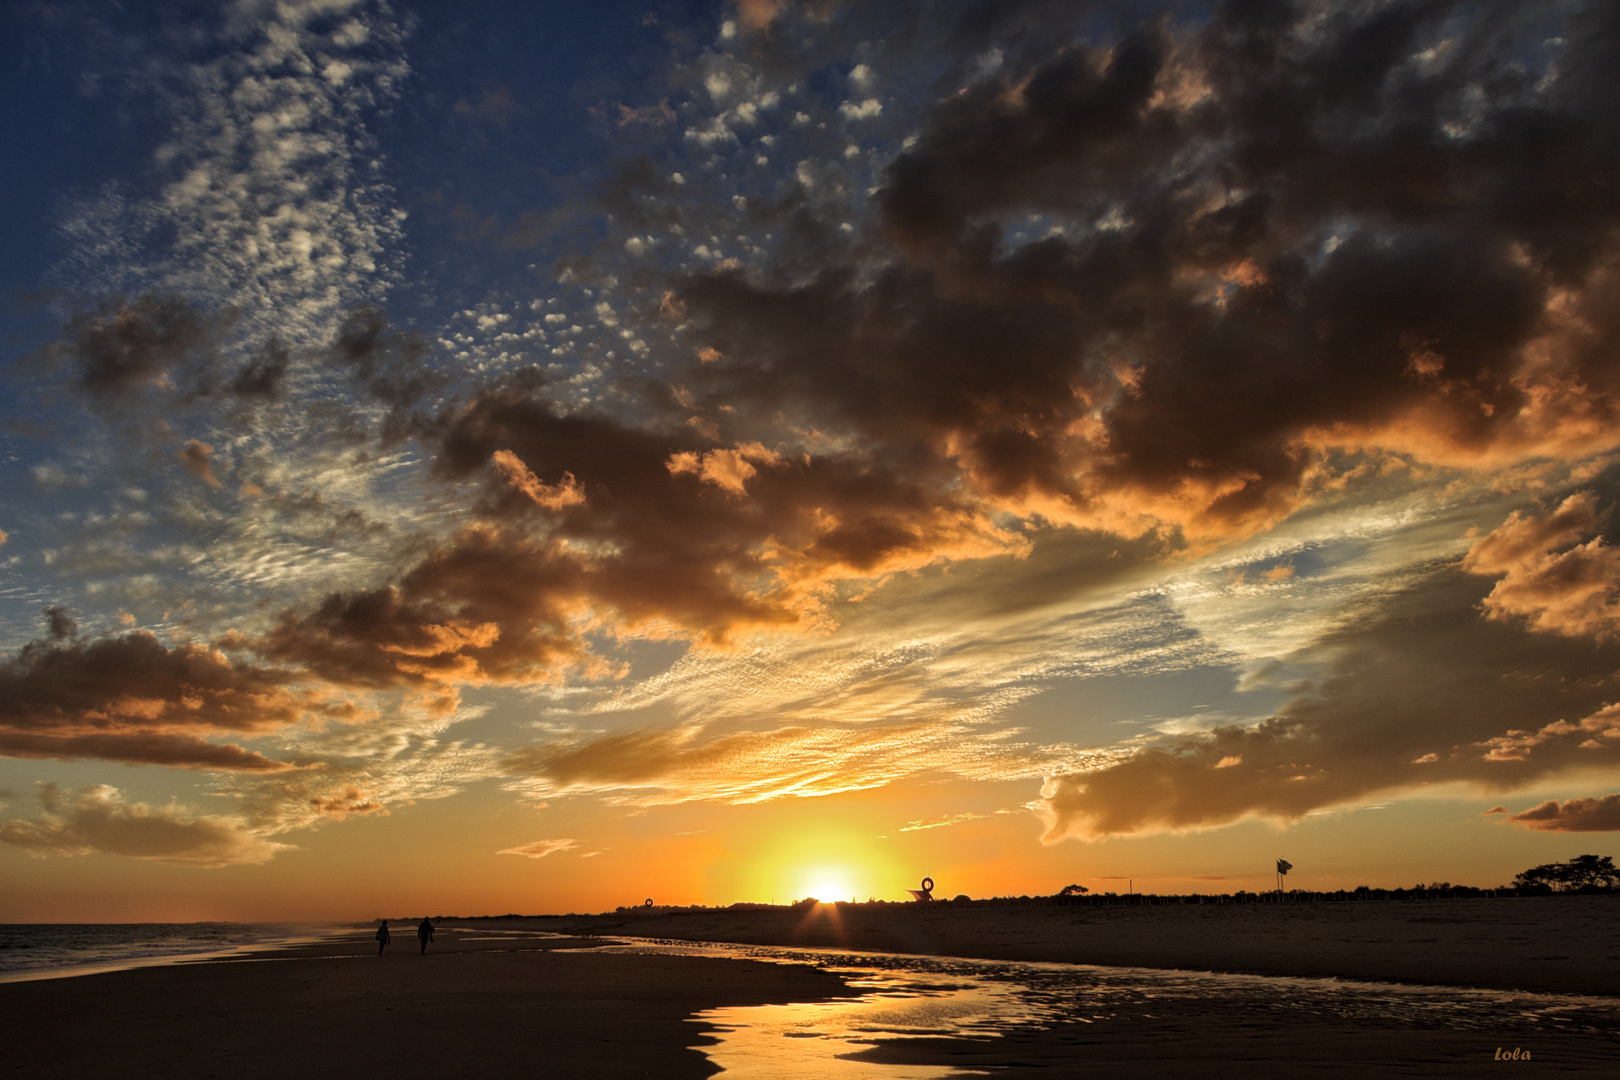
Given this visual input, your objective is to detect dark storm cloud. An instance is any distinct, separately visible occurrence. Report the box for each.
[0,613,302,771]
[39,293,233,396]
[29,296,449,433]
[226,335,292,398]
[680,0,1620,541]
[1040,565,1620,839]
[322,305,448,444]
[26,293,296,435]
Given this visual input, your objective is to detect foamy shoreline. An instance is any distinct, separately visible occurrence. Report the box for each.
[0,923,346,985]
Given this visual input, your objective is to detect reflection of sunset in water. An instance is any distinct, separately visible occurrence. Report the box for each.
[581,939,1620,1078]
[698,987,1002,1080]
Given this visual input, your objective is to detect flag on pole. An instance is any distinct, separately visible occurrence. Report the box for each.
[1276,858,1293,875]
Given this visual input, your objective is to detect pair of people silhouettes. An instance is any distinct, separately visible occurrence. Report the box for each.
[374,918,435,954]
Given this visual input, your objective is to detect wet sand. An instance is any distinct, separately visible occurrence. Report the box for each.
[493,894,1620,997]
[450,898,1620,1075]
[0,931,853,1079]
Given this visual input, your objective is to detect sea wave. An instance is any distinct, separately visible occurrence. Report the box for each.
[0,923,337,981]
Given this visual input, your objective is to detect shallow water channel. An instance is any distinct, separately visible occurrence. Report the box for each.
[578,937,1620,1077]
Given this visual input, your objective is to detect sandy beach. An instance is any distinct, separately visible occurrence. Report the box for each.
[0,932,851,1080]
[3,899,1616,1078]
[501,894,1620,997]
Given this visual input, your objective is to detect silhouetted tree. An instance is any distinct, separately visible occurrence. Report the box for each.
[1057,884,1089,897]
[1513,854,1618,892]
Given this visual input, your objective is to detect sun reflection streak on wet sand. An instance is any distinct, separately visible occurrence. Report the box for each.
[695,984,1006,1080]
[567,938,1620,1077]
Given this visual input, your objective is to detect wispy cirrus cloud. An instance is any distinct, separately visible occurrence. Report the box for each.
[899,812,989,833]
[500,716,1102,807]
[497,838,576,859]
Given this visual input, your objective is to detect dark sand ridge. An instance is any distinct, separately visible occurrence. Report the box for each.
[477,894,1620,997]
[0,932,853,1080]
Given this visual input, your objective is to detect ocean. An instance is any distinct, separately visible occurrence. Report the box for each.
[0,923,340,982]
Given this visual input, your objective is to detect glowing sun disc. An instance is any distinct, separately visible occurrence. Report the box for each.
[809,878,848,902]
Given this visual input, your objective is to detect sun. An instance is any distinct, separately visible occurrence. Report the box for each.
[804,869,852,903]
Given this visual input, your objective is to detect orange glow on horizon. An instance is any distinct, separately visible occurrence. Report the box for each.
[734,822,903,905]
[804,870,853,903]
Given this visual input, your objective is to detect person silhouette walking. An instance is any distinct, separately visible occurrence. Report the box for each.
[417,918,434,954]
[375,920,391,955]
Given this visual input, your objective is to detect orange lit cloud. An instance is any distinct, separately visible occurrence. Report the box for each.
[257,529,595,713]
[1477,703,1620,762]
[177,438,223,487]
[0,612,304,770]
[251,388,1032,719]
[735,0,786,31]
[673,9,1620,550]
[0,783,287,865]
[665,441,782,495]
[1039,567,1620,840]
[1507,793,1620,832]
[1463,493,1620,639]
[491,450,586,510]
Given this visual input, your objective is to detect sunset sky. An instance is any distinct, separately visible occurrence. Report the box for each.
[3,0,1619,922]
